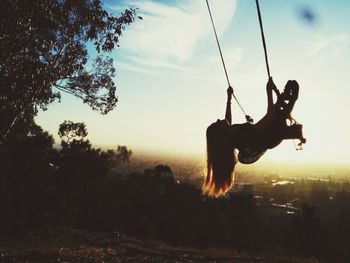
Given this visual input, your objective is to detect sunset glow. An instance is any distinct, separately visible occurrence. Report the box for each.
[36,0,350,165]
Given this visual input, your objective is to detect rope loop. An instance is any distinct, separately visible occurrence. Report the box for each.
[245,115,254,124]
[206,0,251,122]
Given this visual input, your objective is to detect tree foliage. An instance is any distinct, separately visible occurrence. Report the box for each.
[116,145,133,164]
[0,0,140,138]
[58,120,88,144]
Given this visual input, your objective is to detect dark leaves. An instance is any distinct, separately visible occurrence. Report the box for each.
[116,145,133,164]
[58,120,88,144]
[0,0,141,136]
[60,56,117,114]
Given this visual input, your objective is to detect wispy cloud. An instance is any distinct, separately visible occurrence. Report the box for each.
[110,0,237,76]
[115,61,159,76]
[300,33,350,62]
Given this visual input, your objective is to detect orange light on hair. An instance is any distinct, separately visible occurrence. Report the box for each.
[203,122,237,197]
[202,165,234,197]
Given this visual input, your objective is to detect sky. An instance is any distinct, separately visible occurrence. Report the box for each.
[36,0,350,165]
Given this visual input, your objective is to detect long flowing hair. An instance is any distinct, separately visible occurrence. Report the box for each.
[203,122,237,196]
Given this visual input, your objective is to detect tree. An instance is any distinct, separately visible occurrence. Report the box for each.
[0,0,140,141]
[116,145,133,164]
[58,120,88,144]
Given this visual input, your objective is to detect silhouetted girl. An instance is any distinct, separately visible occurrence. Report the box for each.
[203,77,306,196]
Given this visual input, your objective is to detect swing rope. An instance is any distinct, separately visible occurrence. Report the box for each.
[255,0,271,78]
[255,0,281,96]
[205,0,230,87]
[256,0,303,150]
[205,0,253,123]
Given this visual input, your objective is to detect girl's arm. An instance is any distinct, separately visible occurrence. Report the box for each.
[225,86,233,125]
[254,78,277,130]
[266,77,276,113]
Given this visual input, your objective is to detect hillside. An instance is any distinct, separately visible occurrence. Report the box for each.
[0,227,313,262]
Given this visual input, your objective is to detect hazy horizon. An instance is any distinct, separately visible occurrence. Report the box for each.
[51,141,350,169]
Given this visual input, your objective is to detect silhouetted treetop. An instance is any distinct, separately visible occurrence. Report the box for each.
[58,120,88,144]
[0,0,140,139]
[116,145,133,164]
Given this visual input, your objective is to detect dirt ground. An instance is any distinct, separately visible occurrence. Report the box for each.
[0,227,315,262]
[0,227,264,262]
